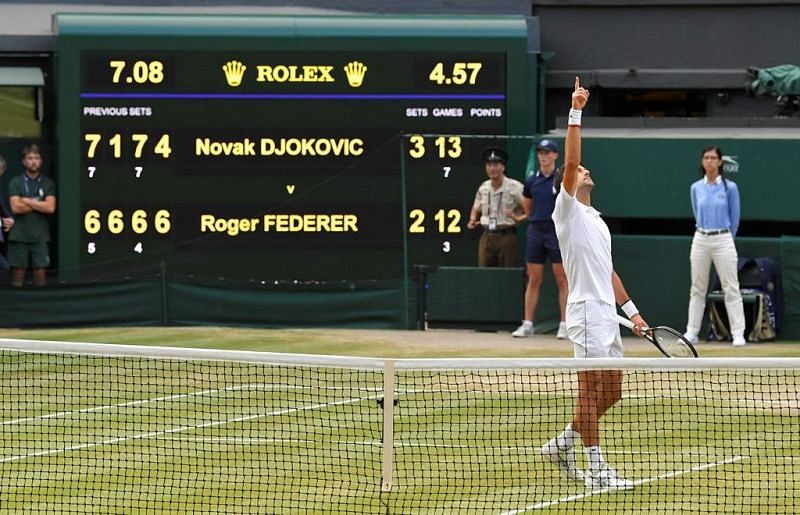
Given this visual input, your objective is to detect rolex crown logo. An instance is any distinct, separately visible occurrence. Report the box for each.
[343,61,367,88]
[222,60,246,87]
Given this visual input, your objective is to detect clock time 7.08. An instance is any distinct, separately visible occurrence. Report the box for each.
[108,60,165,84]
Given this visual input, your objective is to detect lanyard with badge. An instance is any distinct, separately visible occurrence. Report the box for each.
[488,191,503,231]
[23,174,43,199]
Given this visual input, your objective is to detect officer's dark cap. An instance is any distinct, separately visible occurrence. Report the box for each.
[482,147,508,165]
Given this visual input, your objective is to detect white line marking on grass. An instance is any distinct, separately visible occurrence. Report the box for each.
[1,384,284,426]
[499,454,747,515]
[0,392,383,464]
[0,383,383,427]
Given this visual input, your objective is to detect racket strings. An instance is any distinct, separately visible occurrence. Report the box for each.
[651,328,696,357]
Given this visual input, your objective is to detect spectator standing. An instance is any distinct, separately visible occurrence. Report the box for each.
[511,139,569,339]
[684,145,746,346]
[8,144,56,287]
[467,147,524,267]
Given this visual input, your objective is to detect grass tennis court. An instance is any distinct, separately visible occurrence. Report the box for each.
[1,326,799,357]
[1,330,798,513]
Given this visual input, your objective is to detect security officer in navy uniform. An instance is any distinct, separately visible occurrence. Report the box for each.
[467,147,524,267]
[511,139,569,338]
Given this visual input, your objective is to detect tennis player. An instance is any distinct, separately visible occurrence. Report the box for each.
[540,77,648,490]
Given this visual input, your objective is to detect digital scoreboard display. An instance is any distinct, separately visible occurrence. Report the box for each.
[57,15,531,283]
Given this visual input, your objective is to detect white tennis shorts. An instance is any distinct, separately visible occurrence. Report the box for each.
[566,299,624,358]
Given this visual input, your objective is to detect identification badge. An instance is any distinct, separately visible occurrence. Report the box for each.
[488,217,497,231]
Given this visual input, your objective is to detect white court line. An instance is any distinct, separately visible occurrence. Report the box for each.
[1,383,384,427]
[0,392,383,464]
[1,384,283,426]
[499,454,746,515]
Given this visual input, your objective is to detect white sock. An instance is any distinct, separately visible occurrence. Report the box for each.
[553,424,579,450]
[585,445,604,472]
[521,320,532,326]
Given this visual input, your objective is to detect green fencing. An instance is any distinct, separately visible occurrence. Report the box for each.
[2,235,797,338]
[419,266,525,331]
[3,278,404,329]
[582,136,800,221]
[420,235,800,340]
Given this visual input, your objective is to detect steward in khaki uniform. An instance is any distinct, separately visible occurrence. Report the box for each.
[467,147,524,267]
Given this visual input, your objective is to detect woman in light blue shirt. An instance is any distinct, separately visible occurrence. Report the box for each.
[684,145,746,346]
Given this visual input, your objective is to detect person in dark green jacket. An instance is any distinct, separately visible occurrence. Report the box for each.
[8,144,56,287]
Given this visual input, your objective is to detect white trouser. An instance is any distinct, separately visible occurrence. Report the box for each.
[686,232,745,338]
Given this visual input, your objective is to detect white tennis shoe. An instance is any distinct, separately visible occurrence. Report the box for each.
[556,322,568,340]
[683,331,699,345]
[584,463,634,490]
[540,441,585,483]
[512,323,534,338]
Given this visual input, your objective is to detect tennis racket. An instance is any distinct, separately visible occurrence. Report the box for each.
[618,316,698,358]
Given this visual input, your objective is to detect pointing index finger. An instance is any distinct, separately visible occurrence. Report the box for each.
[574,76,580,91]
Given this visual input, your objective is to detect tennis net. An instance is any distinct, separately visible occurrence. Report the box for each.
[0,339,797,513]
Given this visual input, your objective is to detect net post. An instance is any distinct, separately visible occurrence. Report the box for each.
[381,359,396,492]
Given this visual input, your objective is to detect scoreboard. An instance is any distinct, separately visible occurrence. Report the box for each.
[56,14,532,283]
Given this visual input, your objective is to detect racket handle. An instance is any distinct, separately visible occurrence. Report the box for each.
[617,315,634,329]
[618,315,649,333]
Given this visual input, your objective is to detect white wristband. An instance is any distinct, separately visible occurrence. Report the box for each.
[568,108,582,127]
[621,299,638,319]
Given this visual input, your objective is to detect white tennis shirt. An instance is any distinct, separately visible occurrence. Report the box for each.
[552,188,615,305]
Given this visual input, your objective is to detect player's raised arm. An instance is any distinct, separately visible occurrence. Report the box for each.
[562,77,589,196]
